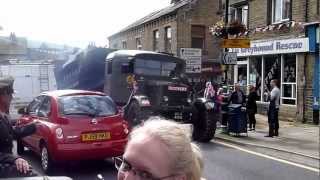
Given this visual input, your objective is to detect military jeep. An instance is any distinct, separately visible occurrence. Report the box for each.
[104,50,218,142]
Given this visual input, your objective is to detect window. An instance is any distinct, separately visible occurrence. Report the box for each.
[106,61,112,74]
[281,54,296,105]
[136,38,142,50]
[249,57,262,100]
[28,96,45,115]
[134,58,181,77]
[272,0,291,23]
[153,30,160,51]
[58,95,117,117]
[191,25,205,49]
[229,5,248,27]
[122,41,127,49]
[38,97,51,118]
[263,55,281,102]
[165,27,172,53]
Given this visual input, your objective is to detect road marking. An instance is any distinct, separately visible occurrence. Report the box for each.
[215,140,320,173]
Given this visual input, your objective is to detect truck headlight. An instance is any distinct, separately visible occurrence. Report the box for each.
[187,98,192,103]
[205,102,215,110]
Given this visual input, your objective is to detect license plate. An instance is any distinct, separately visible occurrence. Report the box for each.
[81,132,110,142]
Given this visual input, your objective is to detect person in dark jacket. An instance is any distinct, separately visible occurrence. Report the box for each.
[0,76,37,178]
[228,83,246,106]
[246,85,258,131]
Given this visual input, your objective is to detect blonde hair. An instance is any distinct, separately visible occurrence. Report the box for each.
[129,117,203,180]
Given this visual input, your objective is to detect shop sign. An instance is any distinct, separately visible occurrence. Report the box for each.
[230,38,309,57]
[180,48,202,73]
[221,52,237,65]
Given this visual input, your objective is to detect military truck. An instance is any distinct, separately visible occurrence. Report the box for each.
[104,50,218,142]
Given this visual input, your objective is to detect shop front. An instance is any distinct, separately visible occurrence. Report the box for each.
[230,37,310,120]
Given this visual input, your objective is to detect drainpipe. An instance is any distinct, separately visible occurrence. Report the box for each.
[302,0,309,123]
[305,0,309,22]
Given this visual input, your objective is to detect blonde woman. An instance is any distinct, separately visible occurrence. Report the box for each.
[115,117,204,180]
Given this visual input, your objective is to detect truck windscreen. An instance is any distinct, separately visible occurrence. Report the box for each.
[134,58,182,77]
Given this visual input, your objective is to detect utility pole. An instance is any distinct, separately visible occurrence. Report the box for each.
[223,0,229,85]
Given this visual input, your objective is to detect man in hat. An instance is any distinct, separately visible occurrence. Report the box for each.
[0,76,37,177]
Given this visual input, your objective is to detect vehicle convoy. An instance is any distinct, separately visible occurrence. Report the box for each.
[16,90,129,173]
[104,50,219,142]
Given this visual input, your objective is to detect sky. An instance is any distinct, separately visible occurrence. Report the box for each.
[0,0,171,48]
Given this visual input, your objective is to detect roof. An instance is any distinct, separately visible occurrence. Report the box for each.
[41,89,105,98]
[106,50,185,63]
[107,50,159,58]
[111,0,190,36]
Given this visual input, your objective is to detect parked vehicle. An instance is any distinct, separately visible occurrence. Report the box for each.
[104,50,219,142]
[56,47,116,91]
[0,62,57,117]
[16,90,129,174]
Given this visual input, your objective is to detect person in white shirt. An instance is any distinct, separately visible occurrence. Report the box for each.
[266,79,280,137]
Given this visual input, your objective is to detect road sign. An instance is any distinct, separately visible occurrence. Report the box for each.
[180,48,202,73]
[221,52,237,65]
[222,39,250,48]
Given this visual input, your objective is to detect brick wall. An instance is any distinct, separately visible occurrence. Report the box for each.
[308,0,320,22]
[109,0,221,61]
[177,0,221,60]
[245,0,318,122]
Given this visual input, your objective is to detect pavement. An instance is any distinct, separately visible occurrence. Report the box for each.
[214,114,320,168]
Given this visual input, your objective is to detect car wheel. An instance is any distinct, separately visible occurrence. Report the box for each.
[192,108,217,142]
[17,139,25,155]
[41,144,54,174]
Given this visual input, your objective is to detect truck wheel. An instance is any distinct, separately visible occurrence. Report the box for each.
[17,139,25,155]
[192,109,217,142]
[126,101,142,126]
[40,143,54,174]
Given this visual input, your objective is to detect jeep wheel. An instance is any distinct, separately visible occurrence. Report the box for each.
[126,101,143,127]
[192,109,217,142]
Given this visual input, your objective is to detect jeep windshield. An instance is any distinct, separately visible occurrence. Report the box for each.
[134,58,183,77]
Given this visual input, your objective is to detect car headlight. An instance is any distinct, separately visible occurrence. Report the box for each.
[163,96,169,102]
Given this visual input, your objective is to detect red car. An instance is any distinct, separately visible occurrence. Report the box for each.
[16,90,129,173]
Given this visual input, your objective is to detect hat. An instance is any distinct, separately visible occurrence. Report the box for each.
[0,76,14,91]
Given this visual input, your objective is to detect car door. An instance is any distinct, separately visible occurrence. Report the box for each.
[21,96,45,151]
[35,96,54,152]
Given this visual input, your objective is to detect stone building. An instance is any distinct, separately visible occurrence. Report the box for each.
[227,0,319,123]
[108,0,223,81]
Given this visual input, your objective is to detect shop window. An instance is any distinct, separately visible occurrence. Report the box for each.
[165,27,172,53]
[263,55,281,102]
[272,0,291,23]
[249,57,262,101]
[153,30,160,52]
[282,54,296,105]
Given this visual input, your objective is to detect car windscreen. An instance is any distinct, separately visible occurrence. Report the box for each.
[58,95,117,117]
[134,58,182,77]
